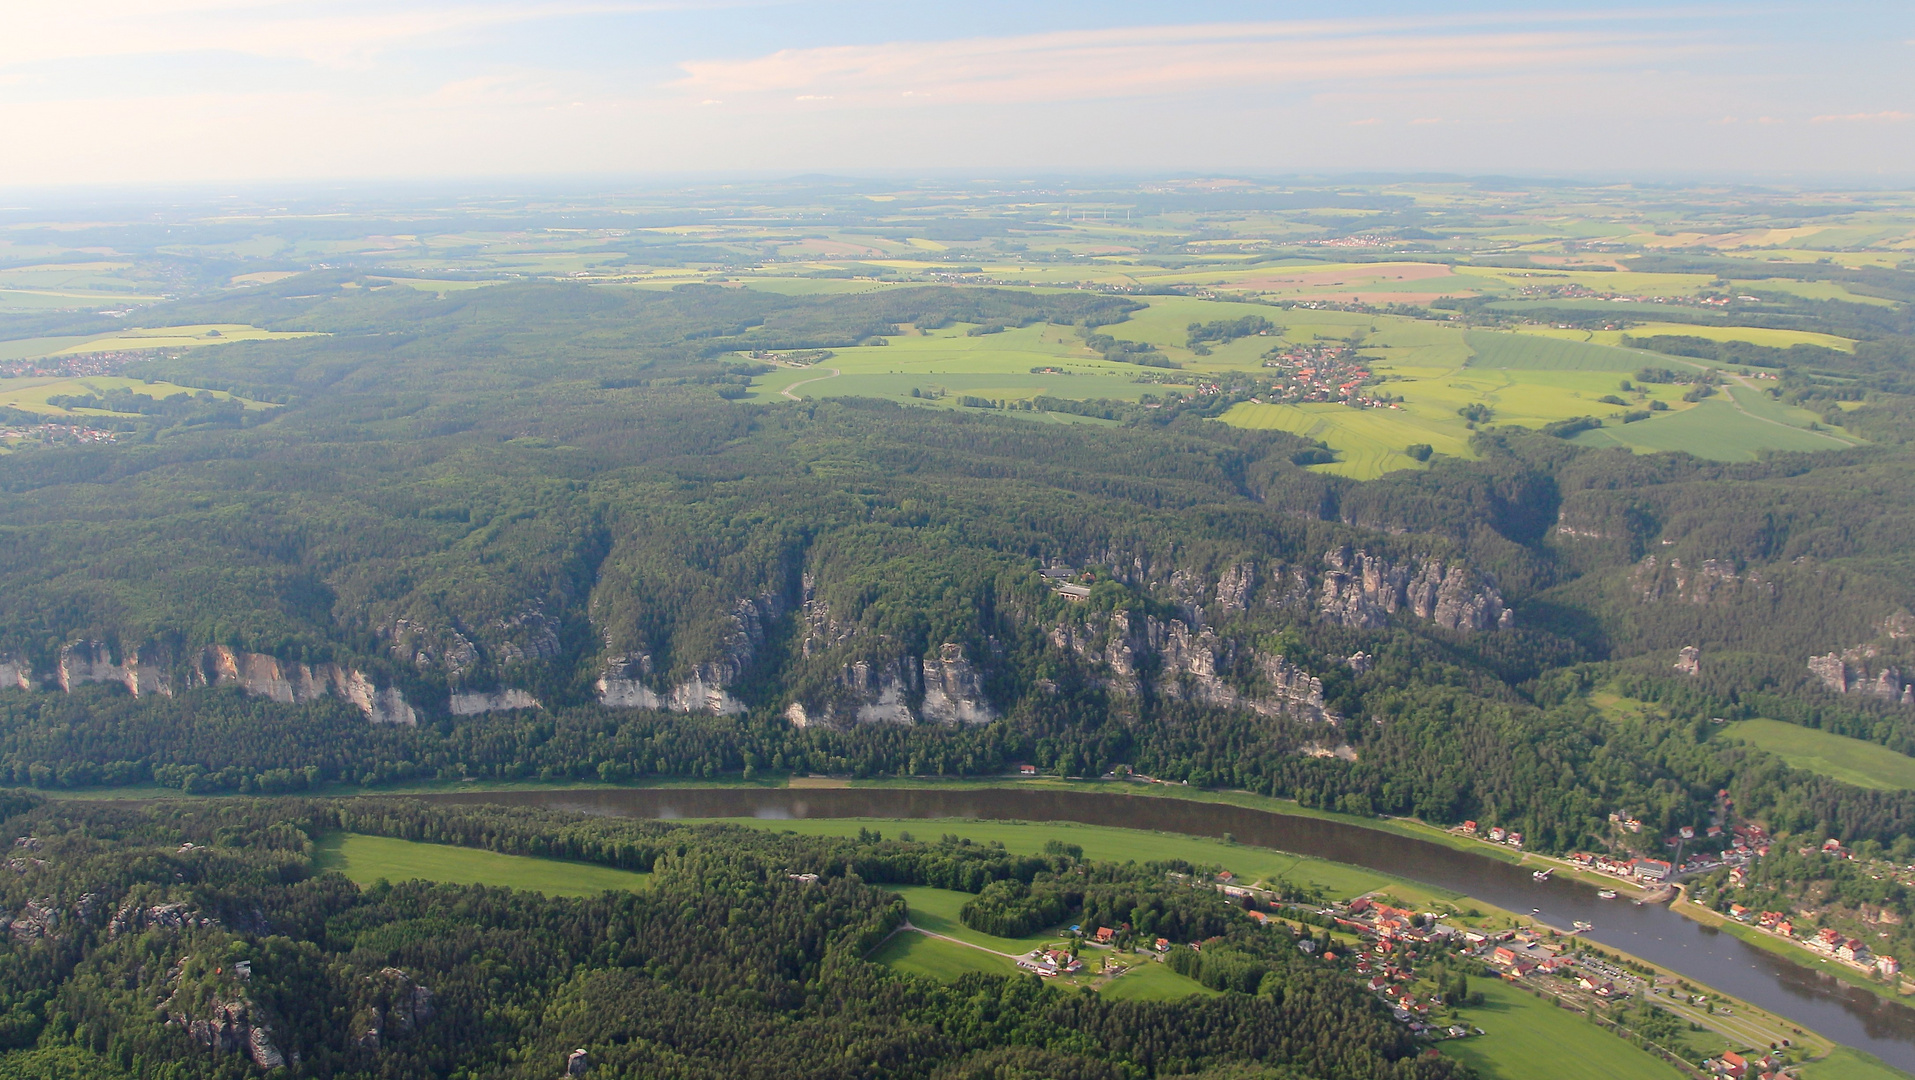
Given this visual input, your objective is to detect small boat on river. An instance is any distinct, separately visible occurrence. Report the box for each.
[1573,921,1594,933]
[1532,868,1552,882]
[1597,890,1618,899]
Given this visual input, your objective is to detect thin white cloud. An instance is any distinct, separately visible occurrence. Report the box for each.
[672,19,1710,107]
[1810,110,1910,123]
[2,0,731,68]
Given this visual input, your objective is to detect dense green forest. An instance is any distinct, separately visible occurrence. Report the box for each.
[0,794,1455,1080]
[2,268,1915,863]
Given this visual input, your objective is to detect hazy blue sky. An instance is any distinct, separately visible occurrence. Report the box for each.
[6,1,1911,183]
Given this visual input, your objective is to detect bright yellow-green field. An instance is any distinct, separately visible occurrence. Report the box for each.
[1582,323,1856,353]
[1722,719,1915,791]
[729,292,1861,478]
[0,375,266,416]
[1439,979,1687,1080]
[312,833,653,897]
[0,324,321,363]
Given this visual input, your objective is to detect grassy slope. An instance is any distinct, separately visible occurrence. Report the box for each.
[1097,959,1219,1001]
[0,376,263,416]
[1439,979,1687,1080]
[1803,1047,1915,1080]
[312,832,652,897]
[887,885,1065,954]
[870,932,1022,980]
[1722,719,1915,790]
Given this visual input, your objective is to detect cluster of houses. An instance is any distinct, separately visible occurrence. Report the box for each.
[1706,1049,1795,1080]
[1457,821,1523,850]
[1017,947,1085,977]
[1255,343,1381,408]
[1567,851,1673,882]
[0,422,121,446]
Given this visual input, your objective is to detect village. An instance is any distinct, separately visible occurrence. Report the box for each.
[1254,341,1397,409]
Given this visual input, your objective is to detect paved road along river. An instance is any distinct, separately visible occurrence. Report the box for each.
[414,785,1915,1072]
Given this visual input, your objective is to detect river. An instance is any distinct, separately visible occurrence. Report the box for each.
[413,785,1915,1071]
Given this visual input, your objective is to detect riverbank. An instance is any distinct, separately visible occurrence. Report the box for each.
[30,772,1915,1070]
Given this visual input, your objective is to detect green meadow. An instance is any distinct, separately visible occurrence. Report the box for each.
[312,833,653,897]
[711,816,1448,907]
[725,291,1862,478]
[1439,979,1687,1080]
[869,931,1021,980]
[1722,719,1915,791]
[0,375,266,416]
[1097,960,1220,1001]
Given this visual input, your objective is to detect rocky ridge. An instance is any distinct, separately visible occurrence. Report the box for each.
[1809,614,1915,705]
[595,593,784,715]
[1050,610,1334,723]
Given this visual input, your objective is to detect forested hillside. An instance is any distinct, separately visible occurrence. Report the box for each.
[0,795,1454,1079]
[2,268,1915,857]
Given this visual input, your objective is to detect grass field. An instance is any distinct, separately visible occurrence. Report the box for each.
[1439,979,1687,1080]
[1097,959,1219,1000]
[870,931,1022,980]
[1466,331,1643,370]
[0,375,265,416]
[714,817,1448,907]
[1722,719,1915,790]
[312,833,653,897]
[1572,395,1853,460]
[888,885,1065,953]
[0,324,321,363]
[1800,1047,1914,1080]
[717,289,1855,477]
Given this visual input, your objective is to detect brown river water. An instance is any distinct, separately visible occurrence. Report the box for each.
[409,785,1915,1072]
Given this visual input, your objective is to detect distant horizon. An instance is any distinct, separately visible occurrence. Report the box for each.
[6,2,1910,184]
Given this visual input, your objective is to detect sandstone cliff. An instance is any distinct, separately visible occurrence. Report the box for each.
[595,593,782,715]
[1807,614,1915,706]
[59,640,173,697]
[190,646,418,724]
[1631,555,1774,605]
[1317,547,1511,632]
[1051,610,1334,723]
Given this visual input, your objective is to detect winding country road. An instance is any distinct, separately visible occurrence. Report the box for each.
[781,366,841,400]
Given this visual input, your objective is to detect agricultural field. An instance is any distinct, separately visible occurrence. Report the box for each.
[732,288,1853,477]
[1720,720,1915,791]
[0,375,264,416]
[312,832,653,897]
[0,323,322,363]
[1439,979,1687,1080]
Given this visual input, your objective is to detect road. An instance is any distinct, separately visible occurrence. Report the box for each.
[781,367,841,400]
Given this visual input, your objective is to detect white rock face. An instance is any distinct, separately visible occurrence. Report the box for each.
[190,645,417,724]
[0,657,33,690]
[919,643,996,725]
[595,593,781,715]
[58,640,173,697]
[448,689,541,715]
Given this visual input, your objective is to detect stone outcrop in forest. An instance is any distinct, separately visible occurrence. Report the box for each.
[1631,555,1774,605]
[190,646,419,724]
[1050,610,1334,722]
[1317,547,1511,632]
[595,593,783,715]
[1807,614,1915,705]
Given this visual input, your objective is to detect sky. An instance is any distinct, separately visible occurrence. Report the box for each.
[3,0,1912,184]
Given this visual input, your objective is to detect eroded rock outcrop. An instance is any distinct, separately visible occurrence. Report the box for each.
[0,656,32,691]
[1318,547,1511,632]
[1674,646,1701,676]
[1631,555,1773,605]
[448,689,540,715]
[190,646,417,724]
[921,643,996,725]
[59,640,173,697]
[595,594,781,715]
[1052,611,1334,722]
[1808,613,1915,705]
[356,966,435,1050]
